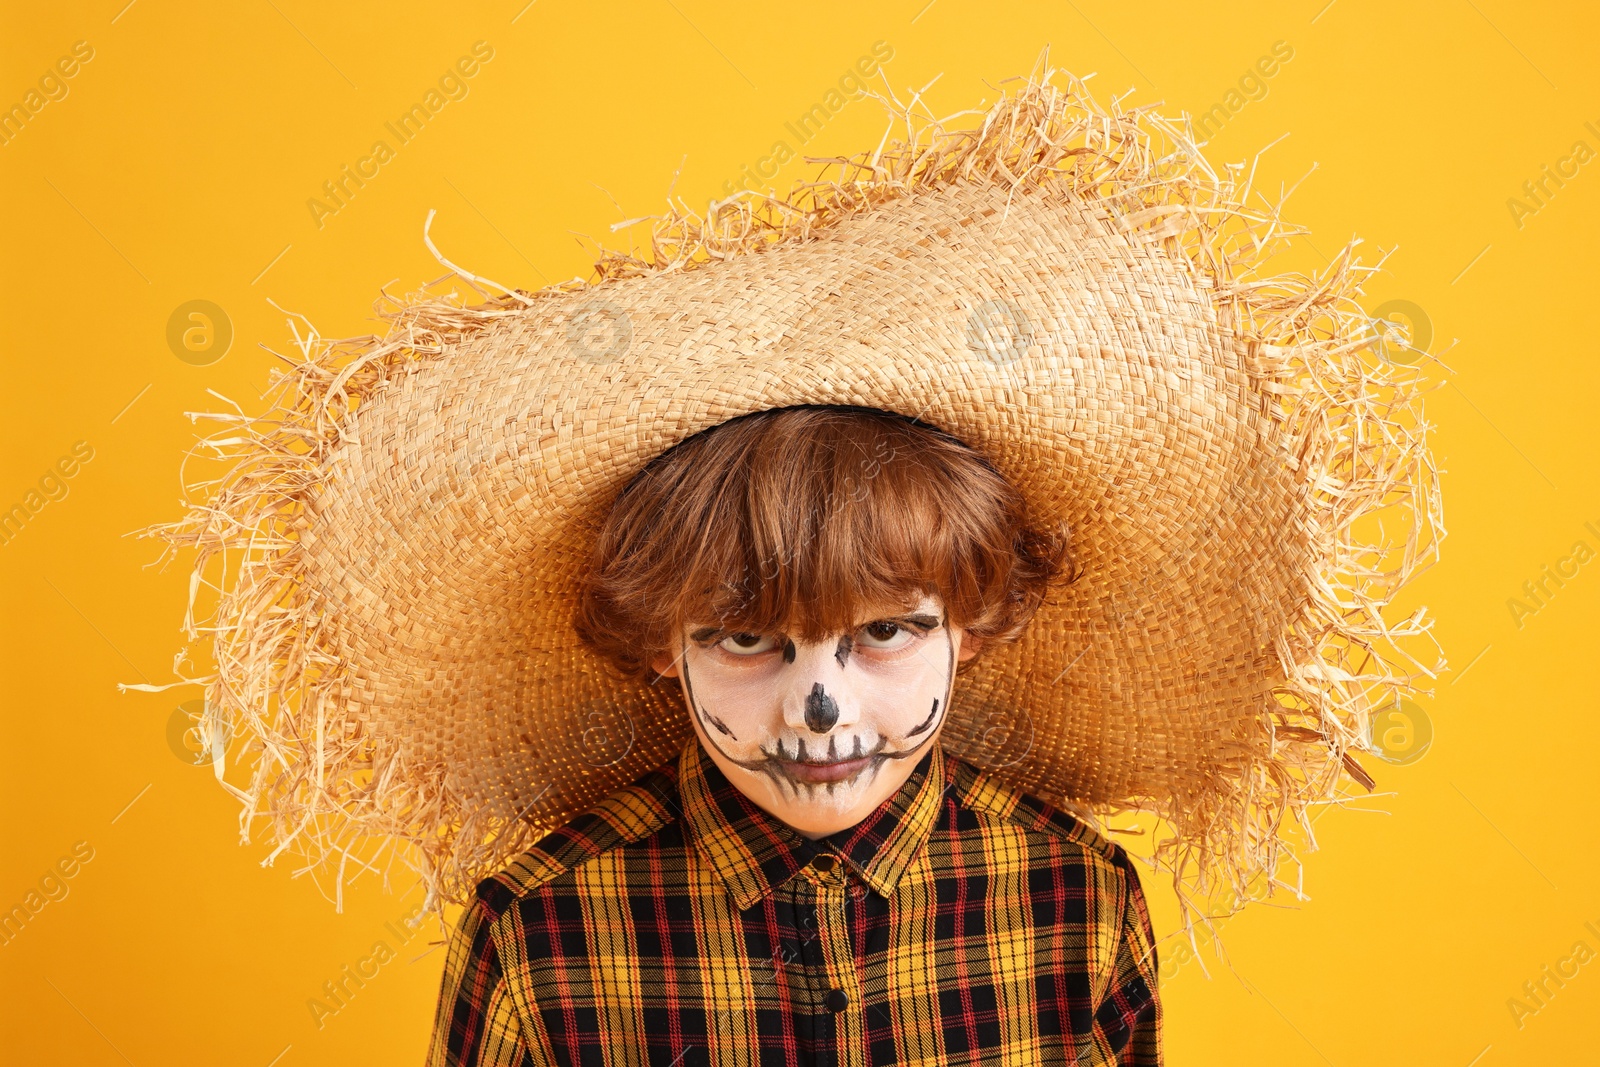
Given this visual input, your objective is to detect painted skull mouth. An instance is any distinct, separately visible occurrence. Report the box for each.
[766,734,878,765]
[737,735,889,790]
[754,732,939,790]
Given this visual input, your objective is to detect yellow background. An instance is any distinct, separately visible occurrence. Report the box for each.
[3,1,1596,1063]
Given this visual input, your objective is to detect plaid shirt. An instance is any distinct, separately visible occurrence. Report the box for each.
[428,737,1161,1066]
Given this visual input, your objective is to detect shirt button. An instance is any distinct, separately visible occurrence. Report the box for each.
[812,853,837,873]
[826,988,849,1012]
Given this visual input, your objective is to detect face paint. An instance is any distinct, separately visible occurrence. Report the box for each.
[670,594,967,839]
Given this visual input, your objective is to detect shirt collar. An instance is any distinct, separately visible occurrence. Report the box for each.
[678,736,948,911]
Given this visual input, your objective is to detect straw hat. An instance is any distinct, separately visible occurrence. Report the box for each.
[132,58,1443,925]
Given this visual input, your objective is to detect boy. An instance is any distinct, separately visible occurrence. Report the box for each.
[428,404,1161,1066]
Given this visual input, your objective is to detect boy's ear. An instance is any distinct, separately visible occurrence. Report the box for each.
[650,651,681,679]
[956,632,984,662]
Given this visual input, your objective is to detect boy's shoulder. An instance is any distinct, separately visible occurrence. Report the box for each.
[473,758,683,909]
[942,749,1133,872]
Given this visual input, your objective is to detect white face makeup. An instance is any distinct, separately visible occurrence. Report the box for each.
[651,595,980,839]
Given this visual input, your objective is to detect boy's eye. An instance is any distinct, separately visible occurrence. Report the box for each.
[717,632,777,656]
[856,620,913,650]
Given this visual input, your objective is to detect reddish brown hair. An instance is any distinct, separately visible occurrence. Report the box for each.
[574,405,1072,680]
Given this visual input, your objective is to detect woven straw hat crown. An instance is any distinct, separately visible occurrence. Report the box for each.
[139,60,1443,923]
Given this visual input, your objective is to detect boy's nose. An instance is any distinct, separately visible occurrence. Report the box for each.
[804,683,838,732]
[780,639,861,736]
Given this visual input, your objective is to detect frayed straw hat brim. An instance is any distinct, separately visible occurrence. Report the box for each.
[133,55,1444,932]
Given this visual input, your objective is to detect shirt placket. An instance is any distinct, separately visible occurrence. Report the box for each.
[802,853,863,1067]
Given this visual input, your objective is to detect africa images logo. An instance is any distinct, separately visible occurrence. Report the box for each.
[306,41,495,229]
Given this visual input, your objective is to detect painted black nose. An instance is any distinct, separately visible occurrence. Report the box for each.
[804,682,839,733]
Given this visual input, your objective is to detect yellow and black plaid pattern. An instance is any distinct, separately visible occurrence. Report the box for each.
[428,738,1161,1066]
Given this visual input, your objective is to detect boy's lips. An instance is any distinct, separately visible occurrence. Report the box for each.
[776,753,876,784]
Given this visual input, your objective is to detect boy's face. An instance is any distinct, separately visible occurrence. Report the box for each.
[651,594,981,839]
